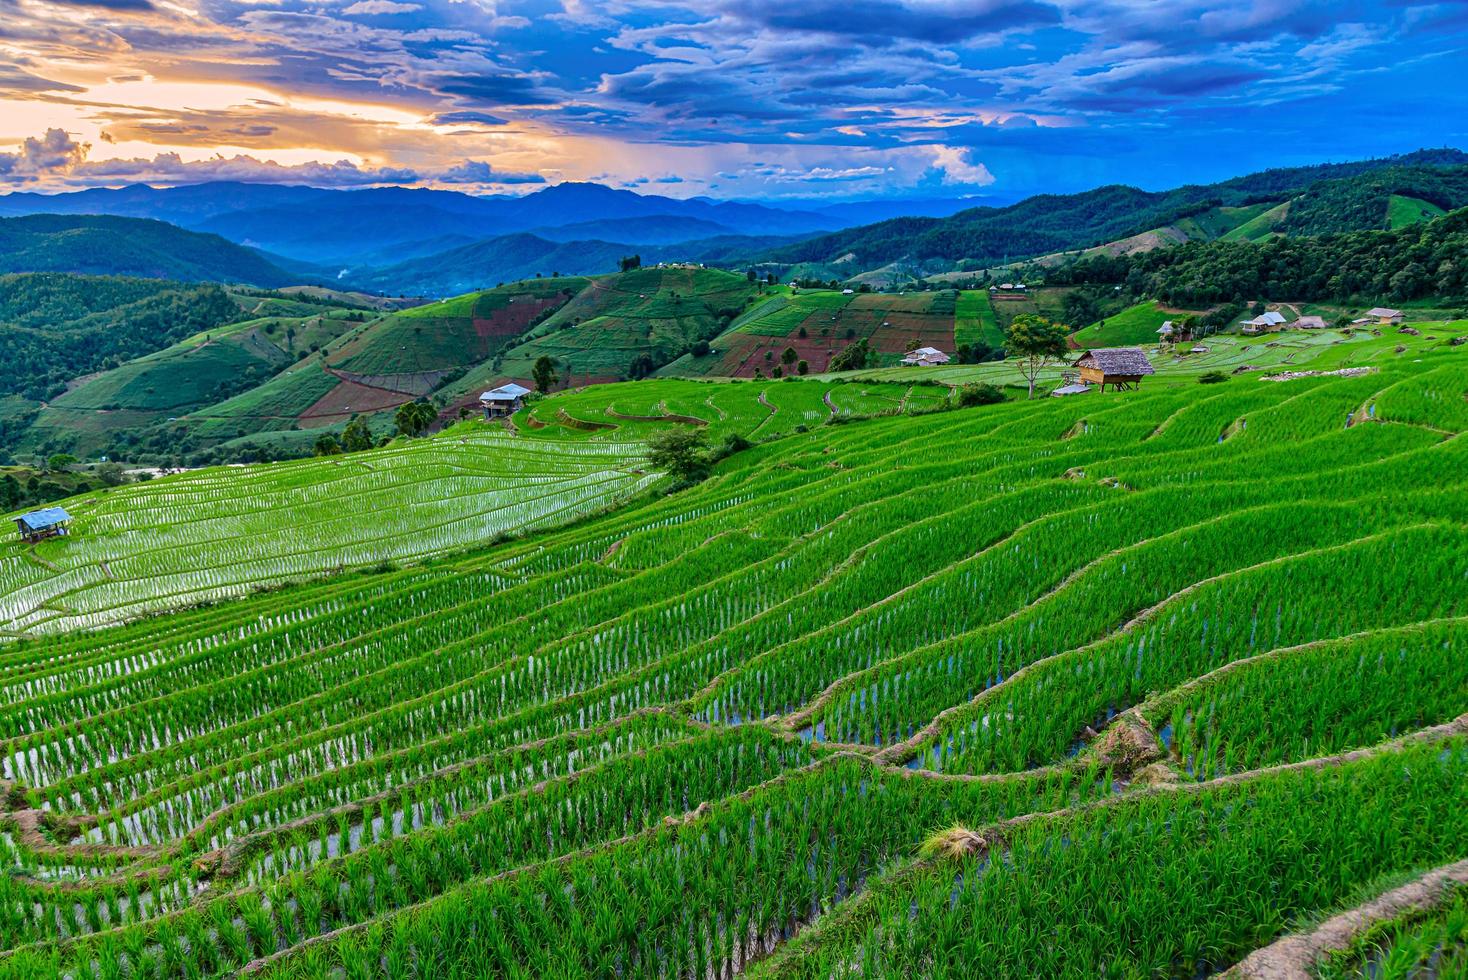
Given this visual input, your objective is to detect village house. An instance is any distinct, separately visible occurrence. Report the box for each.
[480,382,532,418]
[1365,307,1405,325]
[1240,311,1287,335]
[901,346,952,366]
[1074,347,1156,392]
[14,506,72,543]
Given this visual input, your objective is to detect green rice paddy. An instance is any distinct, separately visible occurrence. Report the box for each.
[0,331,1464,979]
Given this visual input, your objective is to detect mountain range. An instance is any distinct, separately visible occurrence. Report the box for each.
[2,150,1466,300]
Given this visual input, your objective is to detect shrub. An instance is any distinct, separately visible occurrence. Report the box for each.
[957,383,1006,406]
[1199,371,1230,384]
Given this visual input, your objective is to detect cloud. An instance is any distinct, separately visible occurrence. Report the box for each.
[436,159,546,184]
[0,129,90,179]
[342,0,422,13]
[42,0,154,9]
[929,146,996,185]
[0,130,419,186]
[431,110,510,126]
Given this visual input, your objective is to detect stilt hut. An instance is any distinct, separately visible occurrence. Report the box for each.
[15,506,72,543]
[1074,347,1155,392]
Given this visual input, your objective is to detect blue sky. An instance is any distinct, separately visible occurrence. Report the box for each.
[0,0,1465,201]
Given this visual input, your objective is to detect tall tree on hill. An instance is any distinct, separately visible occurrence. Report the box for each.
[619,255,641,272]
[1005,313,1071,399]
[533,355,558,394]
[341,417,373,452]
[394,401,436,438]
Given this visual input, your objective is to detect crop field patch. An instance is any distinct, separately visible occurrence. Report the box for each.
[1,344,1466,980]
[297,377,415,425]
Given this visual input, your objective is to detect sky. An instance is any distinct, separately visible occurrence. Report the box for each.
[1,0,1466,202]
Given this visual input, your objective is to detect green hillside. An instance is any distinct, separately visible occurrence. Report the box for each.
[0,273,243,402]
[1070,299,1208,347]
[497,266,758,382]
[0,336,1465,979]
[329,277,589,376]
[1388,193,1447,228]
[0,214,295,285]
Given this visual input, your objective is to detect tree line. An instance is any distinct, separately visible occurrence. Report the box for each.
[1041,207,1468,306]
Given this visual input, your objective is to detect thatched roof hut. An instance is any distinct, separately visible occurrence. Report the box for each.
[1074,347,1156,391]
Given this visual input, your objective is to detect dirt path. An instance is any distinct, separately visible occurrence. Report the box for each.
[751,391,778,436]
[822,390,838,416]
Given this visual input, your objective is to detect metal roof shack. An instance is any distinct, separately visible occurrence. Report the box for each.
[15,506,72,543]
[479,383,533,417]
[900,346,951,366]
[1074,347,1156,392]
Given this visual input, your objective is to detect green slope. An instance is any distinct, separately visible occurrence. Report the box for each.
[1387,194,1447,228]
[0,214,295,285]
[497,267,758,381]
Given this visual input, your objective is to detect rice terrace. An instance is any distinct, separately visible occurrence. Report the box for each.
[3,2,1468,975]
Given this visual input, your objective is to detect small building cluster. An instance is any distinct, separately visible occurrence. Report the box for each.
[901,346,951,366]
[15,507,72,543]
[479,382,532,418]
[1353,307,1405,326]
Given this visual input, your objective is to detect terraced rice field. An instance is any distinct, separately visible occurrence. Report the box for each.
[0,345,1466,979]
[0,433,653,635]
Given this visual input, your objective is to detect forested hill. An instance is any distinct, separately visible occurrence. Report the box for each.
[762,149,1468,271]
[1044,203,1468,307]
[0,273,243,401]
[0,214,296,286]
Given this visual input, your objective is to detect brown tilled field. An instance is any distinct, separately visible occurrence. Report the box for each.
[298,378,414,427]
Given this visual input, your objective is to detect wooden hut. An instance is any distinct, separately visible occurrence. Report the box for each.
[15,506,72,543]
[1074,347,1156,392]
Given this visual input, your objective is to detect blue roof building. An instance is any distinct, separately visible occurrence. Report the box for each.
[15,506,73,542]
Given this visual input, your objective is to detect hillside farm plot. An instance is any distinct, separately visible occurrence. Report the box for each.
[499,268,757,381]
[0,347,1466,980]
[328,279,586,377]
[706,289,961,376]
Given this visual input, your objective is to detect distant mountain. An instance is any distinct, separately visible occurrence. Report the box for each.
[531,215,735,245]
[346,228,810,297]
[0,181,836,265]
[0,214,297,286]
[760,149,1468,275]
[348,233,634,296]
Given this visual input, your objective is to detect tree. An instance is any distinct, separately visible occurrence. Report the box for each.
[646,427,709,484]
[627,353,656,380]
[394,401,436,438]
[828,338,874,372]
[95,461,126,486]
[342,417,374,452]
[1004,313,1070,399]
[796,359,809,376]
[619,255,642,272]
[314,433,343,456]
[532,355,558,394]
[691,339,711,357]
[46,453,77,473]
[780,346,798,366]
